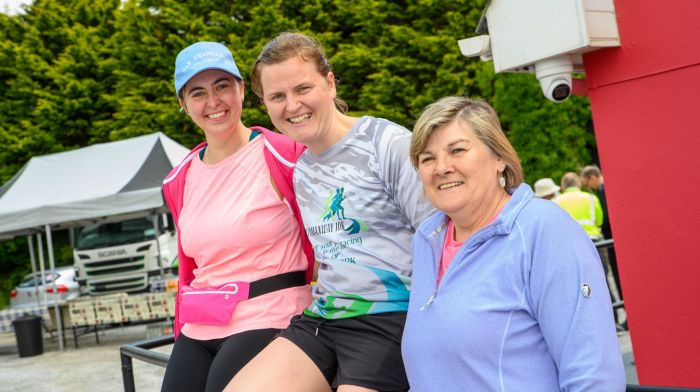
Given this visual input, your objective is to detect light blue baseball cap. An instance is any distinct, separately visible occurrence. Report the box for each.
[174,41,242,96]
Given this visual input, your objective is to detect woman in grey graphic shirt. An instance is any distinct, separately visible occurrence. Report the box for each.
[225,32,434,392]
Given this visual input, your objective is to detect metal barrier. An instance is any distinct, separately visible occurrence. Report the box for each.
[594,239,625,311]
[118,334,700,392]
[595,238,615,250]
[120,334,173,392]
[627,387,700,392]
[117,239,696,392]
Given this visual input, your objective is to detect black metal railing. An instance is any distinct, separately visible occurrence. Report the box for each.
[118,334,700,392]
[120,334,173,392]
[118,238,698,392]
[594,238,614,250]
[595,239,625,311]
[627,386,700,391]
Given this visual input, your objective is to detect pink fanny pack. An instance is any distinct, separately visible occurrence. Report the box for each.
[179,282,251,325]
[178,271,307,326]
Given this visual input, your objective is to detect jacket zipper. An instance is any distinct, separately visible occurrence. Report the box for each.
[420,291,436,311]
[420,220,447,311]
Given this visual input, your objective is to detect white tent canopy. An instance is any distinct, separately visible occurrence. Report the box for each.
[0,132,189,350]
[0,132,189,238]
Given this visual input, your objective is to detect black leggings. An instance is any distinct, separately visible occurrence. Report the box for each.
[161,328,279,392]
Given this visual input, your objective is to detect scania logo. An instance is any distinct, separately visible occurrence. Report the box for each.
[97,249,127,258]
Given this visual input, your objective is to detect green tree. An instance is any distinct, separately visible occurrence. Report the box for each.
[1,0,596,181]
[0,237,29,309]
[488,73,594,183]
[0,0,122,182]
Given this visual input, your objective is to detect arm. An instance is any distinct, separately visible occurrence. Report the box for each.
[375,121,435,229]
[174,243,195,338]
[259,127,315,282]
[527,209,625,391]
[312,260,321,282]
[162,159,198,339]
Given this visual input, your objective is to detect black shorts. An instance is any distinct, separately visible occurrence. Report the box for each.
[278,312,409,392]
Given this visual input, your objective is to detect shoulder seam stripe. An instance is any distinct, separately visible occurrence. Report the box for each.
[264,139,295,168]
[162,147,202,184]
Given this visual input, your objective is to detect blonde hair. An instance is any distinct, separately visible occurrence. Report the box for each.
[411,96,523,189]
[251,31,347,113]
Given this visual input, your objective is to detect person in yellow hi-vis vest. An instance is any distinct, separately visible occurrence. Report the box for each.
[554,172,604,240]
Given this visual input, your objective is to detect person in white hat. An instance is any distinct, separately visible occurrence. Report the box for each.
[534,177,561,200]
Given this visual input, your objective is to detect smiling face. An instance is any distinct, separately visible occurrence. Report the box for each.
[258,56,340,154]
[417,120,506,219]
[179,69,245,140]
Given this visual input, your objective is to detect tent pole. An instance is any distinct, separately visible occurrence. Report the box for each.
[151,214,165,291]
[160,213,173,325]
[69,227,75,247]
[36,233,47,306]
[45,224,64,352]
[27,234,40,305]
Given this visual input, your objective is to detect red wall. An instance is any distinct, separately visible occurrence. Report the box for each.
[583,0,700,387]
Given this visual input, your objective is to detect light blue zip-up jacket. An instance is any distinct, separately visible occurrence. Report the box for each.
[402,184,625,392]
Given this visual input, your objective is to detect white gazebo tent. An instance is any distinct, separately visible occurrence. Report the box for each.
[0,132,189,349]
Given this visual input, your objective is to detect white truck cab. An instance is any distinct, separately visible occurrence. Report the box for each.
[73,216,177,295]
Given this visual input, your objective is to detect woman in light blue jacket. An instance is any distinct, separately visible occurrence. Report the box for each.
[402,96,625,391]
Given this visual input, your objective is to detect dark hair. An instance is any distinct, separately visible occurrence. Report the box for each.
[581,165,602,179]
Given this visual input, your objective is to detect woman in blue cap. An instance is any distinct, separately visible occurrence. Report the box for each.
[160,41,314,392]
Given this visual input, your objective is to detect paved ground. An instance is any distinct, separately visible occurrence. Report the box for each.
[0,323,636,392]
[0,323,173,392]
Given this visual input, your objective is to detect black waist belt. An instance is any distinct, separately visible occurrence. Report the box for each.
[248,270,307,299]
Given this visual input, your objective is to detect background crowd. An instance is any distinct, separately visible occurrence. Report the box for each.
[535,165,625,330]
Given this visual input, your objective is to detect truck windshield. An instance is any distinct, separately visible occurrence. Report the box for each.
[76,218,157,250]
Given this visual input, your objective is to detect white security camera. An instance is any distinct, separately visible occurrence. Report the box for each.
[457,35,492,61]
[534,56,573,102]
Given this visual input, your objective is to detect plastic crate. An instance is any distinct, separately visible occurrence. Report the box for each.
[121,294,152,322]
[93,293,127,324]
[67,299,97,327]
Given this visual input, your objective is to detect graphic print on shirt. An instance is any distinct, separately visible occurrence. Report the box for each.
[310,265,411,319]
[305,187,368,265]
[304,186,376,318]
[323,187,368,235]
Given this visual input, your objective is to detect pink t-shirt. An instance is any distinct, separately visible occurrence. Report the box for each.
[438,219,463,286]
[178,136,311,340]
